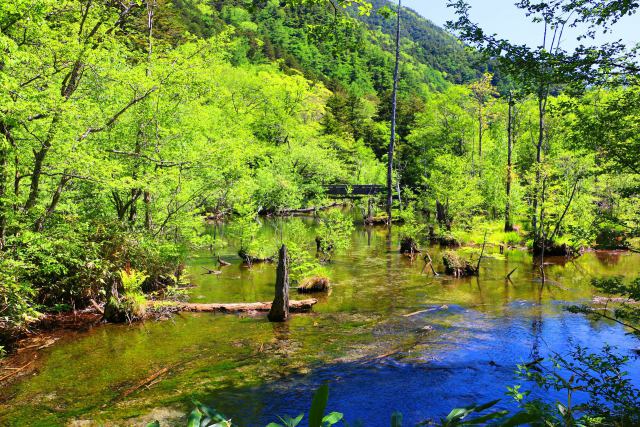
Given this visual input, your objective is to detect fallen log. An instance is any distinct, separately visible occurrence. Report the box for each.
[276,202,344,216]
[152,299,318,314]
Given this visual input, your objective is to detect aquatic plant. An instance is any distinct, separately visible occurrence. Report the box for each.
[104,269,149,323]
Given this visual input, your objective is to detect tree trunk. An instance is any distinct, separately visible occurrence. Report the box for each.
[436,199,450,231]
[150,299,317,314]
[34,174,71,232]
[268,245,290,322]
[386,0,401,223]
[24,113,61,211]
[532,92,547,245]
[0,122,12,249]
[504,92,514,232]
[478,107,483,159]
[144,190,152,230]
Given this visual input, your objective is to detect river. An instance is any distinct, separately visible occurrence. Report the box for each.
[1,217,639,426]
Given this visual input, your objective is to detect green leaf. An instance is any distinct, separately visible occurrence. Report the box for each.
[146,422,160,427]
[321,412,343,426]
[471,399,501,413]
[498,411,541,427]
[445,407,470,422]
[292,414,304,426]
[391,411,403,427]
[308,384,330,427]
[459,410,508,425]
[187,408,202,427]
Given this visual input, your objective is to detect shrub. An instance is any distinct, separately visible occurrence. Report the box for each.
[316,210,354,262]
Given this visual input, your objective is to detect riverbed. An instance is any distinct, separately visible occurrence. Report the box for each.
[1,218,639,426]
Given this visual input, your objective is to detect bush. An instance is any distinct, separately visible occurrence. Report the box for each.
[316,210,354,262]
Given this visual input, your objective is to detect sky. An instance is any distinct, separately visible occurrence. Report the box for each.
[401,0,640,51]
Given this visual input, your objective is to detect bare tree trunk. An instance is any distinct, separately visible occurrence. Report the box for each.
[268,245,290,322]
[532,92,547,244]
[504,92,514,232]
[478,107,483,159]
[386,0,401,223]
[548,179,579,243]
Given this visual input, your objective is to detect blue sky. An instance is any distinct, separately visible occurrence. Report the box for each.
[401,0,640,51]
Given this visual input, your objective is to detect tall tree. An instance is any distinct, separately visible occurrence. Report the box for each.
[468,72,496,164]
[504,90,517,232]
[447,0,639,248]
[387,0,401,222]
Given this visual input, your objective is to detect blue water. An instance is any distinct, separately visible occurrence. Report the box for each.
[208,300,640,426]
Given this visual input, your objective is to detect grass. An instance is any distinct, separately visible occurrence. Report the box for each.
[444,220,526,248]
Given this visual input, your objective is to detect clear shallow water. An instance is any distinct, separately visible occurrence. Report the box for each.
[1,218,639,426]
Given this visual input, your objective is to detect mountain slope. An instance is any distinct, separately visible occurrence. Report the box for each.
[357,0,488,84]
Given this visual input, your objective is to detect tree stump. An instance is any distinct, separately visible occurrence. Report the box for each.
[400,237,420,255]
[442,251,478,277]
[268,245,290,322]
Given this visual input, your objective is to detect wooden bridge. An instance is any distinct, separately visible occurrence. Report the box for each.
[325,184,389,199]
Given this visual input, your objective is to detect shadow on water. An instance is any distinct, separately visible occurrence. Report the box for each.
[1,217,640,425]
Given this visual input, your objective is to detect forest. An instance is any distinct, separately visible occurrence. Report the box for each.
[0,0,639,425]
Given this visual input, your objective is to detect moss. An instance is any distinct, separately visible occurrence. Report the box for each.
[297,276,331,293]
[442,251,478,277]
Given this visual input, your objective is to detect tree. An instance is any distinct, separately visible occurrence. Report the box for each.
[447,0,639,249]
[468,72,497,167]
[387,0,401,222]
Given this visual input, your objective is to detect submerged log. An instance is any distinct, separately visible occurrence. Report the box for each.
[238,249,275,265]
[268,245,290,322]
[278,202,344,216]
[364,214,389,226]
[442,251,478,277]
[532,241,577,257]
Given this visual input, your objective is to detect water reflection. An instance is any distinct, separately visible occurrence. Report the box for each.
[1,218,639,426]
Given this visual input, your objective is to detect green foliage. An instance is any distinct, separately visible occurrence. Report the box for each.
[280,219,324,283]
[517,345,640,425]
[0,258,38,332]
[396,201,425,244]
[316,210,355,262]
[117,269,149,319]
[566,276,640,337]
